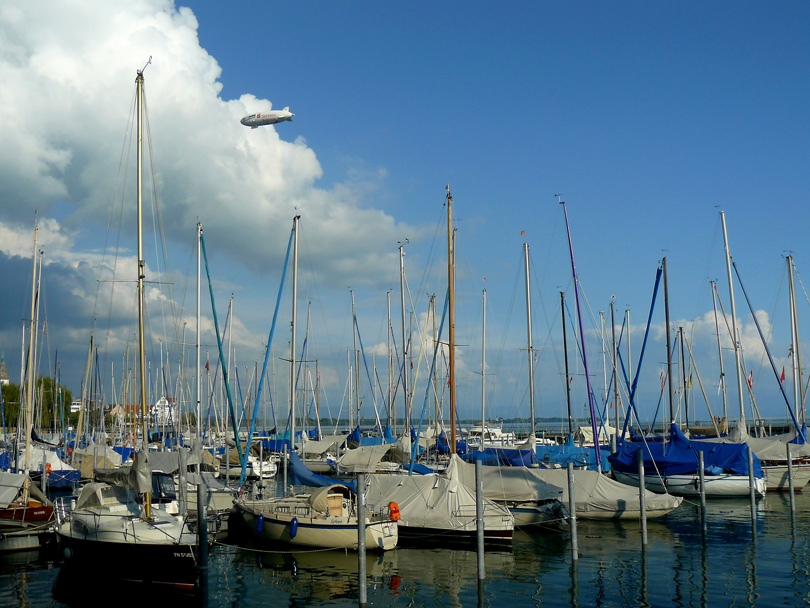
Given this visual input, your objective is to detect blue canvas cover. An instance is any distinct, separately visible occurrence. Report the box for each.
[535,434,612,471]
[435,430,467,455]
[609,424,762,477]
[287,451,356,491]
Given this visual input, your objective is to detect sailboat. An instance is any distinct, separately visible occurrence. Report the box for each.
[55,61,199,589]
[0,216,57,552]
[234,216,398,551]
[609,255,766,497]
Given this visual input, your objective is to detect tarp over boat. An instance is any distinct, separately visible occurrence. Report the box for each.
[610,424,763,478]
[694,424,810,462]
[0,471,50,507]
[531,467,682,519]
[364,457,513,536]
[449,457,562,503]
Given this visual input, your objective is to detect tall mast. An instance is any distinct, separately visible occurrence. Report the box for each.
[22,214,38,500]
[561,292,573,436]
[662,257,675,425]
[720,211,747,427]
[196,222,202,440]
[523,242,536,438]
[611,300,619,450]
[560,200,601,471]
[679,326,688,427]
[399,243,408,430]
[481,288,487,442]
[787,255,804,425]
[710,281,728,422]
[387,291,393,432]
[447,186,456,455]
[351,290,360,428]
[135,63,151,518]
[290,215,300,451]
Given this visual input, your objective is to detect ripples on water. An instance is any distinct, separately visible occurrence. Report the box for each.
[3,487,810,607]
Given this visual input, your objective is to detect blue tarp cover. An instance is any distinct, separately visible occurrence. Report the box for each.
[287,451,356,491]
[535,434,612,471]
[609,423,763,477]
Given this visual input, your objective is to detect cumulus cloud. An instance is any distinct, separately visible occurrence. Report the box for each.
[0,1,430,394]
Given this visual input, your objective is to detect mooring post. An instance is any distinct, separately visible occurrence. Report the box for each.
[698,450,707,536]
[747,445,756,531]
[787,442,795,516]
[357,472,367,607]
[475,458,485,580]
[637,449,647,546]
[197,483,209,608]
[567,461,578,561]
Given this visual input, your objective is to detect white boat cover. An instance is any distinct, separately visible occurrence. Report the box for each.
[447,457,563,503]
[575,424,616,446]
[72,442,123,478]
[302,434,349,456]
[0,472,48,507]
[529,468,682,519]
[364,455,514,533]
[696,424,810,462]
[337,444,392,472]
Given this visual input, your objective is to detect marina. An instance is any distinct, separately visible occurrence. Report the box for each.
[1,475,810,606]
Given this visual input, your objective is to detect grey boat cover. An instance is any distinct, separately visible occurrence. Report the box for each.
[364,455,514,533]
[72,442,123,478]
[302,434,349,456]
[531,467,682,519]
[0,471,50,507]
[95,450,152,493]
[337,444,392,472]
[695,424,810,462]
[447,456,563,503]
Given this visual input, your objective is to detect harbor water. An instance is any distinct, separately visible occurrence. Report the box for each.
[2,482,810,607]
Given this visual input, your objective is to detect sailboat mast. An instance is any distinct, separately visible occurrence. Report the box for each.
[290,215,300,452]
[446,186,456,455]
[196,222,202,440]
[680,326,688,428]
[481,288,487,444]
[662,257,675,425]
[387,291,393,432]
[561,292,573,436]
[560,200,601,470]
[399,244,408,430]
[22,214,38,499]
[351,290,360,428]
[710,281,729,422]
[611,300,619,450]
[523,242,536,437]
[720,211,747,427]
[787,255,804,425]
[135,64,151,518]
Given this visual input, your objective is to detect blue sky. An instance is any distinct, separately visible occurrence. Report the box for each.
[1,2,809,430]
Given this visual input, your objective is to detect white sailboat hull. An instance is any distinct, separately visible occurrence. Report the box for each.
[613,470,766,497]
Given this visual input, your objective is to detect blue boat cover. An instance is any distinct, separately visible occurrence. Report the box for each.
[288,451,356,491]
[435,431,467,455]
[464,447,540,467]
[535,434,612,471]
[609,423,763,477]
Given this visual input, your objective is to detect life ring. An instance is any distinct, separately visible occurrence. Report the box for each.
[388,501,401,522]
[45,463,52,474]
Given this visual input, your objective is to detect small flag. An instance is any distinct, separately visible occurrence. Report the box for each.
[520,230,525,236]
[205,358,210,372]
[747,370,753,389]
[781,367,786,383]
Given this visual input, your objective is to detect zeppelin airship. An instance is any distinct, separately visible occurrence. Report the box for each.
[240,107,294,128]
